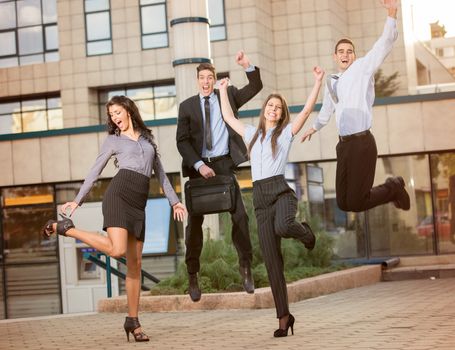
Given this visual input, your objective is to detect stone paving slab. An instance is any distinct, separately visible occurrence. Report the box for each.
[1,278,455,350]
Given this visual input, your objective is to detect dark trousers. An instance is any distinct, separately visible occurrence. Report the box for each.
[185,157,252,274]
[335,131,395,212]
[253,175,308,318]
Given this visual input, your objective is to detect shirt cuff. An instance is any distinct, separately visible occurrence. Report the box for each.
[245,65,255,72]
[194,160,204,172]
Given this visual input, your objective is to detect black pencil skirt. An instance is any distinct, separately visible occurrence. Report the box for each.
[102,169,150,242]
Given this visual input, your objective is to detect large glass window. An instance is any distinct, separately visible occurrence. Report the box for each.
[368,155,433,256]
[296,154,437,259]
[98,83,176,122]
[84,0,112,56]
[208,0,226,41]
[0,95,62,135]
[140,0,168,49]
[299,161,367,259]
[0,0,59,67]
[1,185,61,319]
[430,152,455,253]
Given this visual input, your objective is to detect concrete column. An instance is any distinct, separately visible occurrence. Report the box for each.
[170,0,212,104]
[170,0,220,240]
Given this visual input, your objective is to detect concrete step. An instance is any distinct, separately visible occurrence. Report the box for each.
[382,263,455,281]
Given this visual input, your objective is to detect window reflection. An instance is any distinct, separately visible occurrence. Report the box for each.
[0,32,16,56]
[44,25,59,50]
[208,0,226,41]
[295,154,438,259]
[17,0,42,27]
[97,83,176,122]
[0,2,16,30]
[430,153,455,253]
[0,0,58,67]
[368,155,433,256]
[86,12,111,41]
[2,205,57,264]
[140,0,168,49]
[84,0,112,56]
[0,96,62,135]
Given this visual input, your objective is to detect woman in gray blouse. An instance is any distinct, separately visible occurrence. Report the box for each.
[42,95,186,342]
[218,67,323,337]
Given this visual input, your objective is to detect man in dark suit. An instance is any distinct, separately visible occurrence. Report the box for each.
[176,51,263,302]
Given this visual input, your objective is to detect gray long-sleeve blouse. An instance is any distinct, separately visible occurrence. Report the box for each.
[74,134,179,206]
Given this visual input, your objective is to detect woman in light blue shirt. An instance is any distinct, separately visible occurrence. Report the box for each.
[218,66,324,337]
[42,95,186,342]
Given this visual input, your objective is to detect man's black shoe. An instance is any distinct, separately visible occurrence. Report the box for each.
[300,222,316,251]
[188,273,201,302]
[239,266,254,294]
[386,176,410,211]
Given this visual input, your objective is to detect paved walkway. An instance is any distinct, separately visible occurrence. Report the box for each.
[1,278,455,350]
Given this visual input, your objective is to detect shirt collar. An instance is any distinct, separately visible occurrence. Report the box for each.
[199,92,215,102]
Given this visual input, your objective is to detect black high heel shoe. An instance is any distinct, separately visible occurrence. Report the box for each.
[274,314,295,337]
[124,317,150,342]
[42,214,75,238]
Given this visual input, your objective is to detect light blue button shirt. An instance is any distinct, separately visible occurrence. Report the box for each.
[313,17,398,136]
[244,123,294,182]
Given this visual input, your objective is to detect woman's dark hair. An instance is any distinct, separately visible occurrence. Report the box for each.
[247,93,290,159]
[106,95,158,166]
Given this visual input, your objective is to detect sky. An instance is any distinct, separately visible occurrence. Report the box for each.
[409,0,455,40]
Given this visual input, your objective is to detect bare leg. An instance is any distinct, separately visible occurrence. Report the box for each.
[51,223,128,258]
[125,234,146,336]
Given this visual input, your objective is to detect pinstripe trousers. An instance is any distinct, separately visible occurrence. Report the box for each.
[252,175,309,318]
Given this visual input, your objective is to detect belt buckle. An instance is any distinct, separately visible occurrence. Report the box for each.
[206,156,212,162]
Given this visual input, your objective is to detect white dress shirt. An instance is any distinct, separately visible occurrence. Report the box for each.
[313,16,398,136]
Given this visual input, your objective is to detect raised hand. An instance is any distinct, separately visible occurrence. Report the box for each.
[380,0,398,9]
[235,50,251,69]
[313,66,325,82]
[218,78,229,92]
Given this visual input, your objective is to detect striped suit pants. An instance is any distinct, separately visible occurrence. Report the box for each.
[252,175,308,318]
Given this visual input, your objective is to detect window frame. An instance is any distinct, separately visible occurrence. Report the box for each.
[0,0,59,68]
[139,0,169,50]
[0,94,62,135]
[83,0,113,56]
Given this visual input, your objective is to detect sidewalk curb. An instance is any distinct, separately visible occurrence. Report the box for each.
[98,265,381,313]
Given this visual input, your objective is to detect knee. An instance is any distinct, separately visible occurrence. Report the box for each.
[109,247,126,259]
[275,220,291,237]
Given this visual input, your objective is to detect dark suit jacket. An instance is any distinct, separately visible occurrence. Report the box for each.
[176,68,263,177]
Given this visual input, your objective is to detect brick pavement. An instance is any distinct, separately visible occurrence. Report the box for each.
[1,278,454,350]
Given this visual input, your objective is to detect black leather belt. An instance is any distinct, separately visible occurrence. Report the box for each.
[202,155,230,163]
[339,129,371,142]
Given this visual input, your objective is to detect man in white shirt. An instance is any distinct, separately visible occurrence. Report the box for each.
[301,0,410,212]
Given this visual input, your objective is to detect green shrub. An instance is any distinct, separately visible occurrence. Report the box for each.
[150,192,344,295]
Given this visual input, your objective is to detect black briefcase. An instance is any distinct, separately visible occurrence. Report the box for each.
[184,175,236,216]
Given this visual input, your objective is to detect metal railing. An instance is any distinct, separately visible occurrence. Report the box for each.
[83,252,160,297]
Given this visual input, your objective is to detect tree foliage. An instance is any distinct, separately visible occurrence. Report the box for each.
[374,69,400,97]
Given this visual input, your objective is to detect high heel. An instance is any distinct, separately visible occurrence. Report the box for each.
[124,316,149,342]
[42,214,75,238]
[273,314,295,337]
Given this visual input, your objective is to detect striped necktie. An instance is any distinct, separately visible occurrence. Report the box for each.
[204,96,212,150]
[326,74,339,103]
